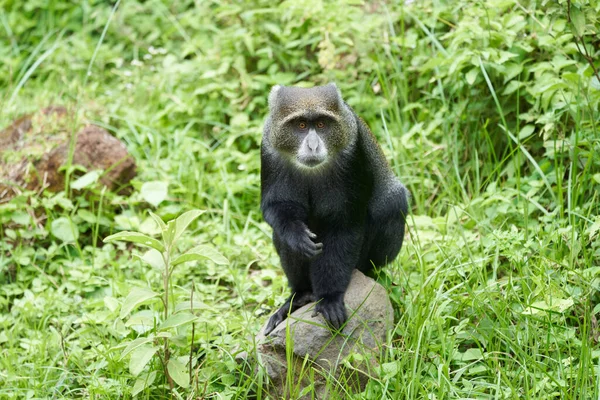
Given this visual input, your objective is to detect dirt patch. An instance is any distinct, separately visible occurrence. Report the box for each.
[0,107,137,200]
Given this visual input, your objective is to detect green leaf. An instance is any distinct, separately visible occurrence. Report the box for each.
[132,371,157,396]
[159,312,197,331]
[173,210,205,244]
[571,7,585,36]
[380,361,399,379]
[10,211,30,225]
[136,248,166,270]
[454,348,483,361]
[164,220,176,248]
[120,288,160,319]
[502,80,523,95]
[139,216,162,236]
[51,217,79,243]
[171,245,229,266]
[71,170,101,190]
[522,298,575,315]
[167,358,189,388]
[465,68,478,85]
[104,296,119,312]
[125,310,158,334]
[129,345,158,376]
[141,181,168,207]
[120,337,154,360]
[174,300,211,313]
[518,125,535,140]
[103,231,164,252]
[148,211,166,229]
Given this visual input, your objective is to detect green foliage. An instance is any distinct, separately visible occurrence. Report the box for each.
[103,210,228,392]
[0,0,599,398]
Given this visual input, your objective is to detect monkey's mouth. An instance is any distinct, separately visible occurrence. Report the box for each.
[298,154,326,167]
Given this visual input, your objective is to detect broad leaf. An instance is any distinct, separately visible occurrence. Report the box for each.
[570,6,585,36]
[148,211,170,244]
[522,298,575,315]
[51,217,79,243]
[171,245,229,266]
[159,312,197,331]
[136,248,166,270]
[164,220,177,248]
[465,68,478,85]
[125,310,158,334]
[141,181,168,207]
[174,300,210,313]
[120,337,154,360]
[167,358,189,388]
[380,361,399,380]
[132,371,157,396]
[518,125,535,140]
[173,210,205,243]
[120,288,160,319]
[129,345,158,376]
[148,211,167,230]
[104,231,164,252]
[71,170,101,190]
[453,348,484,361]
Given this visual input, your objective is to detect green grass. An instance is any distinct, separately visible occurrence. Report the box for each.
[1,0,599,398]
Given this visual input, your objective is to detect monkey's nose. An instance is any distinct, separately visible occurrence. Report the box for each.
[307,131,319,151]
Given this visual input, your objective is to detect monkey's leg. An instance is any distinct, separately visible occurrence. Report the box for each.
[264,291,314,335]
[265,235,313,336]
[310,228,363,330]
[361,185,409,270]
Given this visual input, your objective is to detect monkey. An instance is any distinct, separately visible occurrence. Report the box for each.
[261,83,409,335]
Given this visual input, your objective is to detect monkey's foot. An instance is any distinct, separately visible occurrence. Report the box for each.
[264,292,315,336]
[312,293,347,330]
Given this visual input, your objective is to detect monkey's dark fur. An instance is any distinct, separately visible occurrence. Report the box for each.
[261,83,408,335]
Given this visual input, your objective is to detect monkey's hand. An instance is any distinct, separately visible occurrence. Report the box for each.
[312,293,347,330]
[284,221,323,258]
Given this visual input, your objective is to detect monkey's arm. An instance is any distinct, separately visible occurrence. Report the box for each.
[260,146,323,258]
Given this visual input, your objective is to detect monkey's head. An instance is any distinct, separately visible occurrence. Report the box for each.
[265,83,357,170]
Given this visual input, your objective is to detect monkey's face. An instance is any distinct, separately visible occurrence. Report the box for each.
[289,118,330,167]
[267,84,356,170]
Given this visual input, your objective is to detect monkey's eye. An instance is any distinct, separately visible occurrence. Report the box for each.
[316,121,325,129]
[298,122,307,130]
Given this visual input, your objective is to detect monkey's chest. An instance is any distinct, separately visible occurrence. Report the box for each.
[307,185,357,227]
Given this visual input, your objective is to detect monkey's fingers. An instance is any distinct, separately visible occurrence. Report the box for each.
[305,229,317,240]
[299,237,323,258]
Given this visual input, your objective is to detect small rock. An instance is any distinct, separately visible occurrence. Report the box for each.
[254,270,393,398]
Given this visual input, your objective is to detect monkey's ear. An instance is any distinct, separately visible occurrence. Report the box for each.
[325,82,344,110]
[269,85,282,111]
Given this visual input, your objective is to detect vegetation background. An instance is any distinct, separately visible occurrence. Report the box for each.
[1,0,599,398]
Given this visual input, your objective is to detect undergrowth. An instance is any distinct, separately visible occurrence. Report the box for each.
[0,0,599,398]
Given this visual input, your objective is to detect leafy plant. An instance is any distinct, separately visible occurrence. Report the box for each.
[104,210,228,393]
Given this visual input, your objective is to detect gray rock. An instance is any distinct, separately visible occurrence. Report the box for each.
[254,270,393,398]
